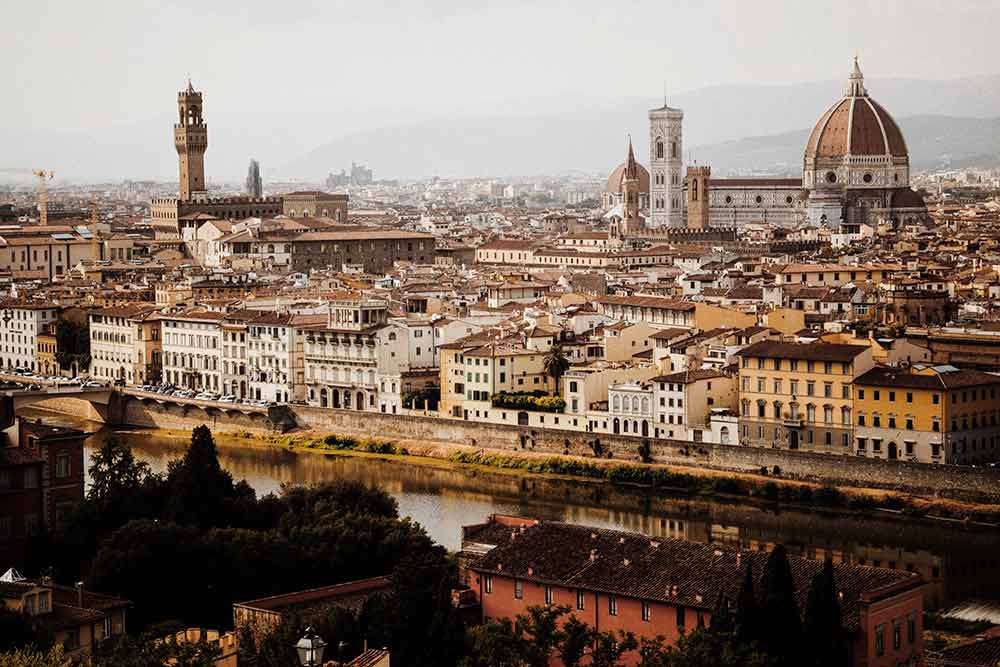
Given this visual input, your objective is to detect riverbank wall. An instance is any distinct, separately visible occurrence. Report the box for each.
[33,393,1000,503]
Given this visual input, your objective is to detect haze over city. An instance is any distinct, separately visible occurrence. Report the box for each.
[5,0,1000,180]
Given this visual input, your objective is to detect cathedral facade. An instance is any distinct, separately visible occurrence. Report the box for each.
[604,57,927,232]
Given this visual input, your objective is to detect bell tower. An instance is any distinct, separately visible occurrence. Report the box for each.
[621,137,644,234]
[175,80,208,201]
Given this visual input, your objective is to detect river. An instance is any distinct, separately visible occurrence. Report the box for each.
[21,408,1000,619]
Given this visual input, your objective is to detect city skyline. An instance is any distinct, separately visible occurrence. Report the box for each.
[4,1,1000,181]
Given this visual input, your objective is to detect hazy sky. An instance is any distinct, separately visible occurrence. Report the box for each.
[6,0,999,132]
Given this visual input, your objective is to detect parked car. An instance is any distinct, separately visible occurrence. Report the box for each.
[82,381,104,389]
[218,394,237,403]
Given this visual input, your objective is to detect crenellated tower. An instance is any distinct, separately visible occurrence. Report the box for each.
[174,80,208,201]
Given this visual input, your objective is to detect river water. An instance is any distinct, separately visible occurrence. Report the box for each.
[21,409,1000,618]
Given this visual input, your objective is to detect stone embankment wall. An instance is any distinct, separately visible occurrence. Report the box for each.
[31,396,1000,502]
[291,406,1000,503]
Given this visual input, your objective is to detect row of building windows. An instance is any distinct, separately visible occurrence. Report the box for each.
[743,377,851,398]
[742,358,850,374]
[488,576,694,627]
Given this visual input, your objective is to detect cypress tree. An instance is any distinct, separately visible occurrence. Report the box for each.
[803,559,847,667]
[734,561,759,646]
[759,545,802,665]
[709,591,734,634]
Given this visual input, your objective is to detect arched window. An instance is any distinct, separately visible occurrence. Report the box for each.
[692,179,699,202]
[641,397,649,413]
[656,138,664,159]
[807,404,816,422]
[671,142,677,158]
[613,395,620,411]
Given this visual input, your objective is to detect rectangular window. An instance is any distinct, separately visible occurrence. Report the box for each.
[676,606,685,628]
[874,390,880,401]
[484,575,493,594]
[906,392,913,403]
[55,452,70,478]
[544,585,553,605]
[576,590,585,611]
[642,601,651,622]
[875,625,885,657]
[893,622,901,650]
[514,579,523,599]
[608,595,617,616]
[907,614,916,643]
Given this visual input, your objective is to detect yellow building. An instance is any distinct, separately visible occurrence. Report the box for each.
[854,364,1000,464]
[438,335,556,419]
[737,340,874,451]
[36,322,60,376]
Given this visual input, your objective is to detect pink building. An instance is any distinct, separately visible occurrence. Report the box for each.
[461,515,923,667]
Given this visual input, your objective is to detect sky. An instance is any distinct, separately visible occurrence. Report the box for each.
[3,0,999,180]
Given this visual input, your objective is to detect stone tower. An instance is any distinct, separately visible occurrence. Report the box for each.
[622,137,644,234]
[175,80,208,201]
[686,165,711,229]
[648,103,684,227]
[245,159,262,198]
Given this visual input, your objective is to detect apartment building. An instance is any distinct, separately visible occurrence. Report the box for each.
[160,310,227,391]
[247,313,304,403]
[854,364,1000,464]
[0,301,60,372]
[220,314,251,398]
[772,263,898,287]
[737,340,875,451]
[89,305,162,385]
[299,298,405,410]
[652,369,736,442]
[595,295,696,328]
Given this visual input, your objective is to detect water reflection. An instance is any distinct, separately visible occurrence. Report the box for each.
[25,409,1000,613]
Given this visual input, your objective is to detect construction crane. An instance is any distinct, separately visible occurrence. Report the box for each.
[33,170,54,226]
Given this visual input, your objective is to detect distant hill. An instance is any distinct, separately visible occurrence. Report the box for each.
[687,115,1000,175]
[4,74,1000,182]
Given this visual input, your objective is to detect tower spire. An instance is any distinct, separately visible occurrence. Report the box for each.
[846,54,866,97]
[625,134,638,180]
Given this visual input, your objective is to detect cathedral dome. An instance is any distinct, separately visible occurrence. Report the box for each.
[804,58,908,160]
[606,161,650,195]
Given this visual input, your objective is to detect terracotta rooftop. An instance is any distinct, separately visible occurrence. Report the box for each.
[469,520,920,632]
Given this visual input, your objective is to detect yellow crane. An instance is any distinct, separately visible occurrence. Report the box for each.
[33,170,54,226]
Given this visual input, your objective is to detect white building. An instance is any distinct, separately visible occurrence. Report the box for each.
[160,310,226,391]
[247,313,304,403]
[0,301,59,372]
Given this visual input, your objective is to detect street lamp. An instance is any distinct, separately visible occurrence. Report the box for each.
[295,626,326,667]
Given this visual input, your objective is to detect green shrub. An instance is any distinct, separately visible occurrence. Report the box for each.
[491,391,566,413]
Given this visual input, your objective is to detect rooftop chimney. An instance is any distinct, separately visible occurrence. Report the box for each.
[75,581,84,607]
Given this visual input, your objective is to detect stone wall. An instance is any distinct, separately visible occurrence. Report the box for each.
[27,396,1000,502]
[290,405,1000,503]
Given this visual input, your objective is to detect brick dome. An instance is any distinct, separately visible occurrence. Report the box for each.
[804,59,908,160]
[606,161,650,194]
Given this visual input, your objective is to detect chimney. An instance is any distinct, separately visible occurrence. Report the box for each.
[76,581,84,607]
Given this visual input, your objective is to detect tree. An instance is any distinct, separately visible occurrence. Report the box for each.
[758,545,802,665]
[0,645,64,667]
[88,437,154,504]
[543,342,571,393]
[803,559,847,667]
[54,318,90,372]
[559,615,592,667]
[709,592,734,635]
[88,631,221,667]
[166,425,237,527]
[734,562,759,646]
[0,607,52,653]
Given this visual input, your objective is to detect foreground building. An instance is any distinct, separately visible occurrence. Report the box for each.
[463,516,923,667]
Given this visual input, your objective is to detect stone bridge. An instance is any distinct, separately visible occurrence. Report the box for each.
[0,386,122,427]
[122,389,295,432]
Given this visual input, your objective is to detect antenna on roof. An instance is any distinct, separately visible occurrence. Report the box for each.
[663,80,667,107]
